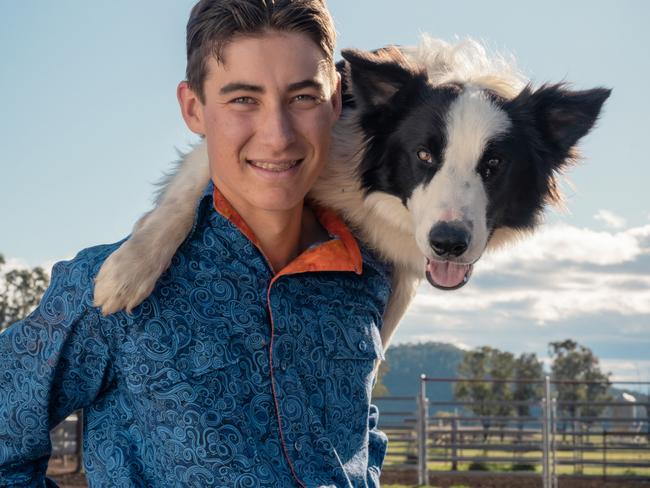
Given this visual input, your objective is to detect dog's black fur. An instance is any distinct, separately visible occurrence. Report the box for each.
[93,38,610,349]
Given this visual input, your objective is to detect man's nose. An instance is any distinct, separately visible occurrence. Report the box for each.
[259,106,296,150]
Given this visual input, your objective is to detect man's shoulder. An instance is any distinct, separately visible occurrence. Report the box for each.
[43,239,128,317]
[52,239,127,284]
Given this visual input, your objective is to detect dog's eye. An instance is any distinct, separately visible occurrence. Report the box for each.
[417,149,434,164]
[479,158,502,180]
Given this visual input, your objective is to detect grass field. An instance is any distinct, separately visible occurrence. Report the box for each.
[382,428,650,477]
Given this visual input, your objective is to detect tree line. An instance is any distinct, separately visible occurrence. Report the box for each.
[454,341,612,438]
[0,253,49,331]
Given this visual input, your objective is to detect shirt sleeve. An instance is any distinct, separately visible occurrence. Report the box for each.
[0,257,114,487]
[366,402,388,487]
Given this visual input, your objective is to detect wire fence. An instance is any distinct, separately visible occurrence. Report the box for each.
[374,376,650,486]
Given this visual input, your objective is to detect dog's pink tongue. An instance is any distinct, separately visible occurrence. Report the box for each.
[426,260,471,289]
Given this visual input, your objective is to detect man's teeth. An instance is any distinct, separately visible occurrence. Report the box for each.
[248,160,300,171]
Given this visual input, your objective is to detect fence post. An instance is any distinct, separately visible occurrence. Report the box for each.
[75,409,83,474]
[451,415,458,472]
[602,428,607,480]
[417,374,429,485]
[551,396,557,488]
[542,375,551,488]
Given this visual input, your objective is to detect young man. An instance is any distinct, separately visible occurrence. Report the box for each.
[0,1,391,487]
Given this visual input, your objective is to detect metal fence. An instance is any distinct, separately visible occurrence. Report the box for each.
[374,376,650,487]
[50,410,83,474]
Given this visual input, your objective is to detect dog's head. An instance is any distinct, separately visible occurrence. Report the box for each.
[341,43,611,290]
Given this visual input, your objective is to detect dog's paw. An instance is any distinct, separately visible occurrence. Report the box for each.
[93,239,163,315]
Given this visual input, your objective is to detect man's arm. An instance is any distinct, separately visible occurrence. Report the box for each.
[0,257,114,486]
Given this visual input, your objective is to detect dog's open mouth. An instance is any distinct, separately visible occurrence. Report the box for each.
[425,259,473,290]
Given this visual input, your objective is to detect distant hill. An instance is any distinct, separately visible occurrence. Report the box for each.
[375,341,650,424]
[376,342,464,416]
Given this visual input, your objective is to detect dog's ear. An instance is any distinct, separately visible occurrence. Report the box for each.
[517,84,612,161]
[505,84,611,209]
[341,47,425,108]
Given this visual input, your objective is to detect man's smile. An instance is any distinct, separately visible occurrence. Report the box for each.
[246,158,303,172]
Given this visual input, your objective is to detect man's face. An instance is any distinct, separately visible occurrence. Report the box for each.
[184,31,341,217]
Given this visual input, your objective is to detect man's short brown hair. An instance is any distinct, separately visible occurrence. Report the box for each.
[186,0,336,102]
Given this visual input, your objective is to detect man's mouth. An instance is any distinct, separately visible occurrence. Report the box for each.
[247,159,303,172]
[425,258,473,290]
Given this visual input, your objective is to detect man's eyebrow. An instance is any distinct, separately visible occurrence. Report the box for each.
[219,82,264,95]
[219,79,325,96]
[288,79,324,92]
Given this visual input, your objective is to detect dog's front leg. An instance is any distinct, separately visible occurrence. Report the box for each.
[93,142,211,315]
[373,267,420,377]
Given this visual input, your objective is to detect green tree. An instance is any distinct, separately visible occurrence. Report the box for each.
[549,339,611,424]
[372,360,390,397]
[0,253,49,331]
[455,346,515,440]
[512,353,544,436]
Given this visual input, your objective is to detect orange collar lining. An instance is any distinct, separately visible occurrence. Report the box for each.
[212,186,363,278]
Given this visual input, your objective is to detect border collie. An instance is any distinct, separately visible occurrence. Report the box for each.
[93,37,610,349]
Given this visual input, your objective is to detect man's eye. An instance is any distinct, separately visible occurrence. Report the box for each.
[292,94,320,104]
[230,96,255,104]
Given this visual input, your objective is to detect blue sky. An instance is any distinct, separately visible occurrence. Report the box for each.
[1,1,648,383]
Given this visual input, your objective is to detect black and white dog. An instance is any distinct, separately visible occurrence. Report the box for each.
[93,37,610,349]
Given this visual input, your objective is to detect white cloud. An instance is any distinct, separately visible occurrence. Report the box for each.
[411,274,650,324]
[526,280,650,322]
[594,209,627,229]
[393,221,650,382]
[0,258,54,304]
[627,224,650,240]
[599,359,650,383]
[1,257,30,273]
[480,223,643,269]
[1,258,56,284]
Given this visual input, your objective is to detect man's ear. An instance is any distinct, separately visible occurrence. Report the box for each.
[340,47,425,109]
[177,81,206,136]
[330,72,343,123]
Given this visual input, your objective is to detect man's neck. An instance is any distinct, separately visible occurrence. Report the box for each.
[244,205,305,272]
[215,189,329,272]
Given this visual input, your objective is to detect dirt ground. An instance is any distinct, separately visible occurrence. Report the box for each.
[48,471,88,488]
[381,469,650,487]
[48,468,650,488]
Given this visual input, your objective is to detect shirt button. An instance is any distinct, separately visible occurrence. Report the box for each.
[280,360,288,371]
[294,441,302,452]
[358,340,368,352]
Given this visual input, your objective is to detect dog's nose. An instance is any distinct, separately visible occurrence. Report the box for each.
[429,222,470,258]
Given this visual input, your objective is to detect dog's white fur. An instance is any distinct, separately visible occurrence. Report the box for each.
[94,37,528,351]
[410,87,513,265]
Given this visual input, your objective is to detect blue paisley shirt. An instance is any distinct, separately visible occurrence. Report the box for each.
[0,183,392,487]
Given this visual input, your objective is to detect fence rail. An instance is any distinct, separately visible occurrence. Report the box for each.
[375,376,650,487]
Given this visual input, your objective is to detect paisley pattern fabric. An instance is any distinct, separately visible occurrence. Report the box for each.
[0,184,392,487]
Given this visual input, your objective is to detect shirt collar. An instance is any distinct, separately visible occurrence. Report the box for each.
[190,181,363,277]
